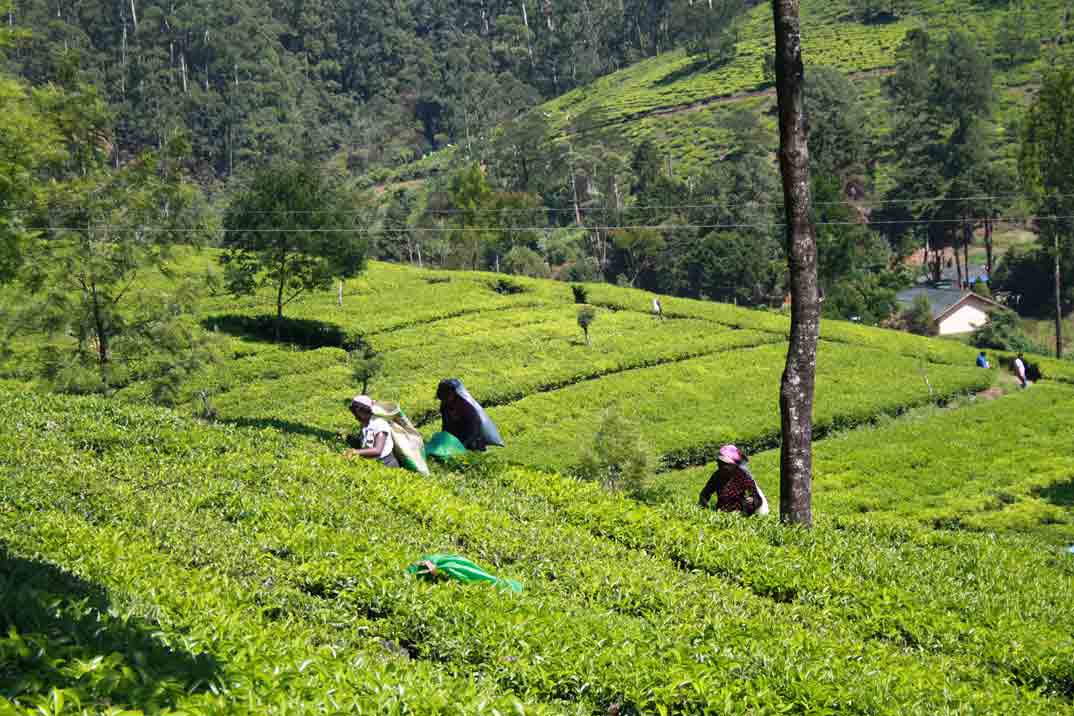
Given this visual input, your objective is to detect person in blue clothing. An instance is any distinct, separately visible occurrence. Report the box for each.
[976,351,990,369]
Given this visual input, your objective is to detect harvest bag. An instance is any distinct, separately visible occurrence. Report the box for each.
[371,400,429,475]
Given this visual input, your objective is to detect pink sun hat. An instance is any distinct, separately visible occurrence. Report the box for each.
[717,444,744,465]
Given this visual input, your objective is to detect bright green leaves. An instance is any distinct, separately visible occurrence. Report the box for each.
[221,161,368,337]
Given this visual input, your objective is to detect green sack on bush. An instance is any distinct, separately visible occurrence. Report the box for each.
[426,431,468,459]
[406,554,522,593]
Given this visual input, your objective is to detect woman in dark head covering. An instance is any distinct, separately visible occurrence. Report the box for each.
[436,378,504,451]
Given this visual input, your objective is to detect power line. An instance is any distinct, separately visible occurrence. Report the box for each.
[30,214,1074,235]
[6,193,1073,218]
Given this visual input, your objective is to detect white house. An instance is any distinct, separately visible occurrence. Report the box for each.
[895,287,1003,336]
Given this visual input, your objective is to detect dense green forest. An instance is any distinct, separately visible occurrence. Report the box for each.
[0,0,769,176]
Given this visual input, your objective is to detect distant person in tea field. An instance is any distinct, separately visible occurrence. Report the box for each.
[346,395,400,468]
[1014,353,1028,388]
[976,351,990,369]
[698,444,769,516]
[436,378,504,452]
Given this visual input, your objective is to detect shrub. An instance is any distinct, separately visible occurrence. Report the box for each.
[563,256,603,283]
[971,309,1043,354]
[489,278,526,295]
[971,279,992,298]
[348,345,383,394]
[571,285,588,304]
[576,405,652,494]
[502,247,551,279]
[902,294,935,336]
[577,305,596,345]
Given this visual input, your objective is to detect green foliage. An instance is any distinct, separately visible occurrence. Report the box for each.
[823,272,900,325]
[349,344,383,395]
[5,385,1074,715]
[666,383,1074,545]
[0,74,65,283]
[806,67,870,185]
[994,244,1074,318]
[995,0,1042,67]
[492,340,992,471]
[608,227,665,288]
[222,161,368,338]
[11,248,1074,713]
[971,278,992,298]
[576,404,652,493]
[502,246,551,279]
[10,133,212,397]
[673,0,744,66]
[576,305,596,345]
[1019,65,1074,307]
[903,294,935,336]
[971,308,1042,354]
[848,0,911,23]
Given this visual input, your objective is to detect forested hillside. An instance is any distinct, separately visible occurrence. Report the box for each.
[1,0,772,177]
[2,0,1073,376]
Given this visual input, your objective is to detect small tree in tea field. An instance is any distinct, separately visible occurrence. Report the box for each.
[349,345,383,394]
[577,405,652,494]
[577,305,596,345]
[222,162,367,342]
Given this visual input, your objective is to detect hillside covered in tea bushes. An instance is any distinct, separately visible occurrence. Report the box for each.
[3,255,1074,713]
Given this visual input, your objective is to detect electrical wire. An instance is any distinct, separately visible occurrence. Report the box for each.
[5,194,1074,218]
[27,214,1074,235]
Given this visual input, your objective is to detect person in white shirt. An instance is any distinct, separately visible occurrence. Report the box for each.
[347,395,399,467]
[1013,353,1028,389]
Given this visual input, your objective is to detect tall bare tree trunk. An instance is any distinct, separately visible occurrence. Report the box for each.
[90,282,110,369]
[1056,232,1064,358]
[954,240,963,289]
[962,222,971,287]
[772,0,818,527]
[984,213,994,278]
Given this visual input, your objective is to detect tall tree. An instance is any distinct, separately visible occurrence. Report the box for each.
[221,161,367,340]
[772,0,818,527]
[1020,67,1074,359]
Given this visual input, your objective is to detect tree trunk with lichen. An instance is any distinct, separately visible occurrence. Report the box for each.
[772,0,818,527]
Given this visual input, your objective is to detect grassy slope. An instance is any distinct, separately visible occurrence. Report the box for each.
[655,383,1074,545]
[4,252,1074,711]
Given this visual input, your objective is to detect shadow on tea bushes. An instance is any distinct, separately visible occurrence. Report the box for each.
[0,547,220,713]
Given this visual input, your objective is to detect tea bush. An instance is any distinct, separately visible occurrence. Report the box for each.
[662,383,1074,545]
[490,341,992,470]
[3,387,1073,714]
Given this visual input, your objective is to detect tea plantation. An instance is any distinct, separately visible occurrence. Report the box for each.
[534,0,1072,177]
[2,256,1074,714]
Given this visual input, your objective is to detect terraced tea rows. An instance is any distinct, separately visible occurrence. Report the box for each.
[661,383,1074,545]
[3,388,1073,714]
[490,341,992,470]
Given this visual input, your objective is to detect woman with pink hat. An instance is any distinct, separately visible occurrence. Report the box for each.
[698,444,769,516]
[346,395,400,468]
